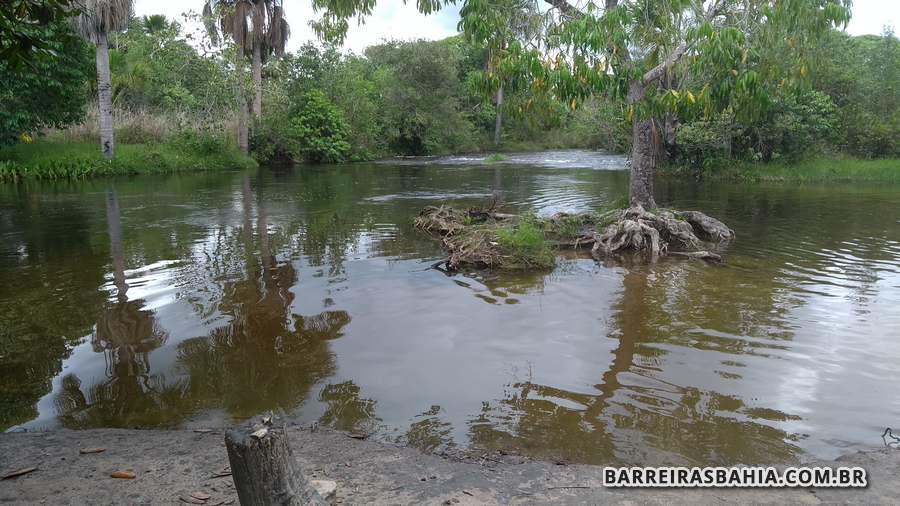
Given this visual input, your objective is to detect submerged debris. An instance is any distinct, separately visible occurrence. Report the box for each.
[415,202,734,271]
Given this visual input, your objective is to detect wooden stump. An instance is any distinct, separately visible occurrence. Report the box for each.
[225,417,327,506]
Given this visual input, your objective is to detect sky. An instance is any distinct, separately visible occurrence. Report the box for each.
[135,0,899,54]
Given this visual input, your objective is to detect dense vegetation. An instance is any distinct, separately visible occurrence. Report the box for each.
[0,1,896,183]
[674,28,900,171]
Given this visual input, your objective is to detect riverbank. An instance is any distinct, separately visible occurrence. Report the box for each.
[1,426,897,505]
[0,141,257,182]
[662,157,900,182]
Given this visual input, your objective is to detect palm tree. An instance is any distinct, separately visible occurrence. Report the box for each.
[72,0,134,159]
[140,14,169,34]
[203,0,290,120]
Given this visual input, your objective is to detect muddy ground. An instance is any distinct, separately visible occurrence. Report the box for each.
[1,425,898,505]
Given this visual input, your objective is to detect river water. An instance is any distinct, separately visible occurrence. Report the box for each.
[2,150,899,465]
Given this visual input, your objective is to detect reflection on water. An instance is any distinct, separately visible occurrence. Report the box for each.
[1,152,899,465]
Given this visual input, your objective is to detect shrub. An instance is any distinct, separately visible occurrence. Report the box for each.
[675,114,736,169]
[170,129,228,156]
[253,90,351,164]
[496,216,554,268]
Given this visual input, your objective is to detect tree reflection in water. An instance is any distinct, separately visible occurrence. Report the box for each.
[317,381,380,434]
[55,190,178,428]
[468,267,802,465]
[176,175,352,419]
[54,183,356,427]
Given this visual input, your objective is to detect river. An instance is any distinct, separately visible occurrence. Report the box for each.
[2,150,898,466]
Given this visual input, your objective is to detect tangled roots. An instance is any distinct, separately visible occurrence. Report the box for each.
[675,211,735,242]
[592,205,733,261]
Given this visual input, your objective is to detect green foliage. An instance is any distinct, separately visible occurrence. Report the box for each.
[553,215,581,237]
[675,114,734,169]
[109,16,235,115]
[675,27,897,169]
[0,139,256,182]
[750,90,838,161]
[677,90,838,167]
[664,157,900,183]
[253,89,351,163]
[0,0,76,67]
[284,90,351,163]
[366,39,480,155]
[813,29,900,158]
[495,215,554,269]
[0,18,92,145]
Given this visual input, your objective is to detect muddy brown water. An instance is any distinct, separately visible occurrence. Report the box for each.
[2,150,899,466]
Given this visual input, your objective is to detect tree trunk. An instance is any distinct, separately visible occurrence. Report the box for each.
[493,84,504,146]
[225,420,326,506]
[95,33,115,159]
[663,112,678,161]
[238,99,249,154]
[628,81,657,209]
[252,42,263,118]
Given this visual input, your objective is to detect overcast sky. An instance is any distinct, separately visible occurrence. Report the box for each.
[135,0,899,54]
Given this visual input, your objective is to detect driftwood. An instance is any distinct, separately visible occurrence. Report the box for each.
[225,416,326,506]
[669,250,723,262]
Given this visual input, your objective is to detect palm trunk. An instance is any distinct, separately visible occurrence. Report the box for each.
[628,81,657,209]
[95,33,114,159]
[237,99,249,154]
[252,42,263,118]
[493,84,504,146]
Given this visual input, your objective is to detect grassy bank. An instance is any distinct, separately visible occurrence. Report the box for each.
[0,140,257,182]
[663,157,900,182]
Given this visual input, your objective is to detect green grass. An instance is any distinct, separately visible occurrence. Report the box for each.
[495,216,555,269]
[484,153,508,163]
[663,157,900,183]
[0,140,257,182]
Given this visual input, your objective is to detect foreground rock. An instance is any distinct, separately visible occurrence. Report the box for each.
[1,427,898,505]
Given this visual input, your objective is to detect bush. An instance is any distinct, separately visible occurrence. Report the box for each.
[751,90,838,161]
[170,129,229,156]
[252,90,351,164]
[675,114,736,169]
[675,90,838,168]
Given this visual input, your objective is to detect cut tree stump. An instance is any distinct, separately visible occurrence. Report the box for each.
[225,417,327,506]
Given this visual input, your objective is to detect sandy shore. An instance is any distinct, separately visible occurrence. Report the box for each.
[1,425,898,505]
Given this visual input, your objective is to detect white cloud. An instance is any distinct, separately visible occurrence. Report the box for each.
[846,0,899,36]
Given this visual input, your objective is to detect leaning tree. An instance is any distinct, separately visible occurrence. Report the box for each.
[313,0,849,256]
[72,0,134,159]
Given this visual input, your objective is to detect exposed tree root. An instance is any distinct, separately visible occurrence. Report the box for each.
[415,203,734,271]
[592,205,733,261]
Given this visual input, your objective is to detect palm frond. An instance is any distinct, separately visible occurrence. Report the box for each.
[72,0,134,44]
